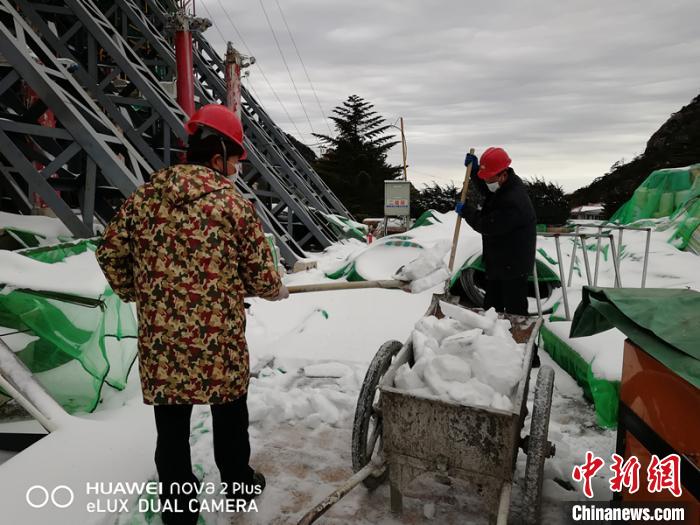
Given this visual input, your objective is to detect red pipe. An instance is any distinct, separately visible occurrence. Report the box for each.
[175,28,195,117]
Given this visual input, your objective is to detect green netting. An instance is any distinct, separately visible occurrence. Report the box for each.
[0,240,138,413]
[540,324,620,428]
[264,234,279,269]
[322,213,368,241]
[668,197,700,251]
[610,164,700,250]
[411,210,441,229]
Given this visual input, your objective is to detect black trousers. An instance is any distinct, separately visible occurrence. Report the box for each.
[483,277,529,315]
[153,394,253,524]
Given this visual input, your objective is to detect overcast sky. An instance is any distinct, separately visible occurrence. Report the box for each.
[197,0,700,193]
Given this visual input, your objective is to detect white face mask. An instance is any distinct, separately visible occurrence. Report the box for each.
[486,181,500,192]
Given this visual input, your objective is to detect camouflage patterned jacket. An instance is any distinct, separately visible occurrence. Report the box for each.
[95,164,281,405]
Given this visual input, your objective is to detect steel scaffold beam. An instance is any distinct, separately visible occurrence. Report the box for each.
[109,0,339,251]
[0,0,151,235]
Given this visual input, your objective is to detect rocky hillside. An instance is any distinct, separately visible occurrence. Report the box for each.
[569,94,700,217]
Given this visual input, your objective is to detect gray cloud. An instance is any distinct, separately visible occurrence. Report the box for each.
[198,0,700,193]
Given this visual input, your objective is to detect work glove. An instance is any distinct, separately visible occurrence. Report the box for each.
[269,284,290,301]
[464,153,479,177]
[461,202,479,224]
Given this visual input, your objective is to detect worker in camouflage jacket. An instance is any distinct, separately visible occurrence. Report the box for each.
[96,104,287,524]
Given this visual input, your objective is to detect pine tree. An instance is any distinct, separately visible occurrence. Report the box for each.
[313,95,402,219]
[413,182,460,217]
[525,177,570,225]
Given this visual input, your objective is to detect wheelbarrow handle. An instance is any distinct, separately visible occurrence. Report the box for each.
[296,461,386,525]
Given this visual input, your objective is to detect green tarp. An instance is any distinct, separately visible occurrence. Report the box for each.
[610,164,700,251]
[570,287,700,389]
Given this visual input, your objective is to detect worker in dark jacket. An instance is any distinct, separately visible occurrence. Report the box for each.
[456,147,536,315]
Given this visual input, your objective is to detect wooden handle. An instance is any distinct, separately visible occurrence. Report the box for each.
[448,147,475,272]
[286,280,404,294]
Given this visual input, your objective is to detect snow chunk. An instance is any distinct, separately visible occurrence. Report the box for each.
[395,306,524,410]
[439,301,495,332]
[431,354,471,382]
[411,329,439,361]
[470,335,524,395]
[446,378,496,407]
[394,362,425,390]
[438,328,482,358]
[394,241,451,293]
[414,315,463,342]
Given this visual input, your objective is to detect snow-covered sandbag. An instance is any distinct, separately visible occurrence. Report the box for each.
[470,334,524,395]
[394,362,426,390]
[414,315,463,342]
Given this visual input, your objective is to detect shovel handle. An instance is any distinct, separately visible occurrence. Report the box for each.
[287,280,404,294]
[448,147,475,272]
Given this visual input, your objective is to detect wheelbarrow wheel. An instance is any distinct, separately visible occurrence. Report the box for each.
[522,365,555,525]
[351,339,402,490]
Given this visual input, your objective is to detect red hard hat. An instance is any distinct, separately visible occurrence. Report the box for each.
[478,147,511,180]
[185,104,247,160]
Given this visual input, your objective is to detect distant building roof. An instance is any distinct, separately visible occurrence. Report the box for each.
[571,204,604,214]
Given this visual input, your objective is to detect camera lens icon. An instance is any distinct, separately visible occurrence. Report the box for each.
[26,485,74,509]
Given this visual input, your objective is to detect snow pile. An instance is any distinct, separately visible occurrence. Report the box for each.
[302,362,353,378]
[247,363,360,429]
[0,250,107,299]
[0,211,72,242]
[393,302,525,411]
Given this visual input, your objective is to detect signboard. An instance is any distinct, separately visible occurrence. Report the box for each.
[384,180,411,216]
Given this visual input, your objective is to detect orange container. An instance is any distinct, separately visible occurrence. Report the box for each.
[617,339,699,522]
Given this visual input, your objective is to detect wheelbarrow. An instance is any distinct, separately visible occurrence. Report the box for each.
[297,295,555,525]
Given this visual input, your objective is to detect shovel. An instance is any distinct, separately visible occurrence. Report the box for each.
[286,279,404,294]
[283,247,453,295]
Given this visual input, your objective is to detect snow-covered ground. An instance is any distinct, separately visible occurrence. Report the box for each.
[0,210,696,524]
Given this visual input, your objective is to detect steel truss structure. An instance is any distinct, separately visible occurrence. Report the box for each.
[0,0,352,264]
